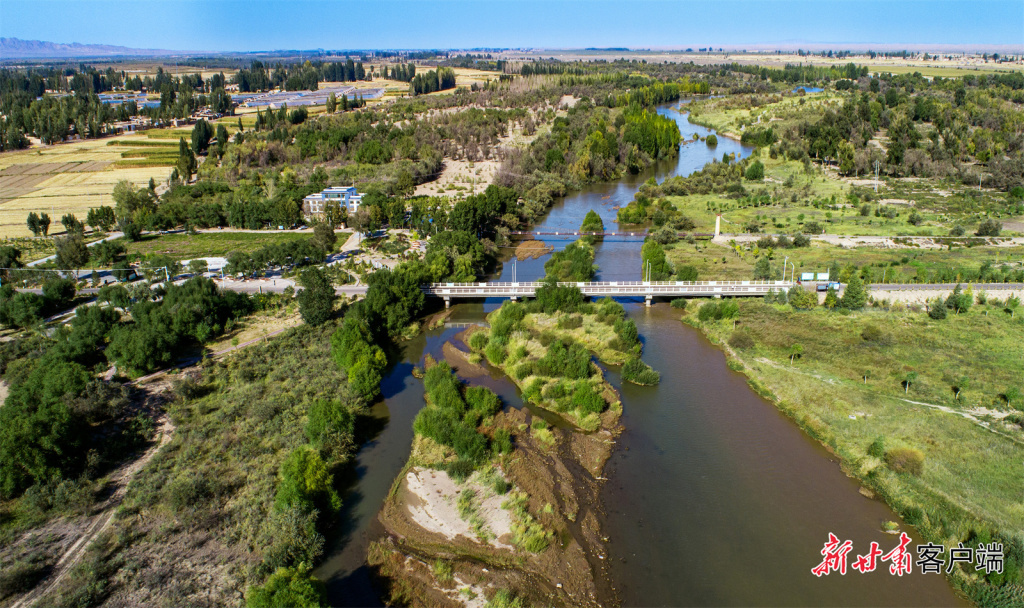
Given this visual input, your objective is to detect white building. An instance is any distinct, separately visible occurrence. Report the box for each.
[302,186,363,217]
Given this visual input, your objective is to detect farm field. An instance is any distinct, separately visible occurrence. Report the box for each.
[0,134,176,237]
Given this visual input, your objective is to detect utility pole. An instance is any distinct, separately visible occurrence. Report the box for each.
[874,160,880,193]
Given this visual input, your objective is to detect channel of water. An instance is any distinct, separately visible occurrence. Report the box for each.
[317,102,963,606]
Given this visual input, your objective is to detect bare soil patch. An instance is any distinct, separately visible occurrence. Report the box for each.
[513,239,553,260]
[402,468,514,550]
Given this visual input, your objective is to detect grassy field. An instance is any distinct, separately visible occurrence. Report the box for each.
[867,64,1020,78]
[689,299,1023,603]
[662,153,1022,237]
[665,238,1024,282]
[124,231,348,261]
[687,90,841,138]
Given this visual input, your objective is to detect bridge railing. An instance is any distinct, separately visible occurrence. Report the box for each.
[425,280,791,289]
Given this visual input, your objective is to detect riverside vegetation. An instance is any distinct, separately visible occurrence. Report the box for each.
[3,51,1022,607]
[685,291,1023,606]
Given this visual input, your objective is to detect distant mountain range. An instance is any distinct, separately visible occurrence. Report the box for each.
[0,37,190,59]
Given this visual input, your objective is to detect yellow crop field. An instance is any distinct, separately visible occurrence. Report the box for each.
[0,134,174,237]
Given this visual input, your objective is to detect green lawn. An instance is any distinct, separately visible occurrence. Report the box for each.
[125,231,343,261]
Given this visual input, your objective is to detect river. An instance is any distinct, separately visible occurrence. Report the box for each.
[316,102,963,606]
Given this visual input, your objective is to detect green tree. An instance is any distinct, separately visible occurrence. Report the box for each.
[0,354,90,497]
[823,286,839,309]
[788,286,817,309]
[945,283,971,314]
[191,119,214,155]
[928,298,948,319]
[753,256,772,280]
[177,137,198,181]
[0,246,23,279]
[789,343,803,364]
[312,223,337,252]
[39,213,51,236]
[326,92,337,113]
[305,399,355,464]
[837,140,855,175]
[1004,295,1020,318]
[246,563,327,608]
[580,209,605,233]
[902,371,918,394]
[297,267,336,326]
[57,304,119,365]
[60,213,84,236]
[840,274,867,309]
[641,239,671,280]
[42,277,76,311]
[274,446,341,515]
[215,124,229,158]
[744,160,764,181]
[975,219,1001,237]
[26,212,41,236]
[86,206,116,231]
[105,301,181,374]
[54,234,90,269]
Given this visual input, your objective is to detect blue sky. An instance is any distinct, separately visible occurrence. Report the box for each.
[2,1,1021,52]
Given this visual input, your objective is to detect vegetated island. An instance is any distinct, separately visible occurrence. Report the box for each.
[369,278,660,607]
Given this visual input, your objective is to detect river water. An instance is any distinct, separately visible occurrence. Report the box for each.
[317,103,963,606]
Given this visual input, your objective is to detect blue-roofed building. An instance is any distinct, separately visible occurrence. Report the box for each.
[302,186,363,217]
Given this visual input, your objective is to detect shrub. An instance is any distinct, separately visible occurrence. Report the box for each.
[557,314,583,330]
[445,460,476,482]
[670,298,688,310]
[538,339,592,379]
[0,559,50,600]
[613,317,639,346]
[246,563,327,608]
[468,330,489,351]
[860,324,890,345]
[976,219,1002,237]
[867,436,886,458]
[928,298,947,320]
[465,386,501,416]
[728,330,755,350]
[485,340,508,365]
[621,357,660,385]
[491,429,513,455]
[744,160,765,181]
[676,265,699,281]
[705,134,718,147]
[274,446,342,516]
[885,447,925,476]
[570,382,607,414]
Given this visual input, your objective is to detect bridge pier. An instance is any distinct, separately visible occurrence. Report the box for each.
[444,296,450,309]
[645,295,652,307]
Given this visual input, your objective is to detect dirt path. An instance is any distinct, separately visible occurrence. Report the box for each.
[10,416,175,608]
[9,322,298,607]
[752,356,1024,445]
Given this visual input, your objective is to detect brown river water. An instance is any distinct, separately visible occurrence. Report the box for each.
[315,103,965,606]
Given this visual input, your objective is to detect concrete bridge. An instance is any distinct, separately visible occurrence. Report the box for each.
[422,280,793,307]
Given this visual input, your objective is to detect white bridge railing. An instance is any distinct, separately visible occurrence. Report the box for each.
[423,280,792,298]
